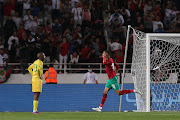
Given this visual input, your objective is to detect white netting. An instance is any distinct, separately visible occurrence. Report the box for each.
[131,28,180,112]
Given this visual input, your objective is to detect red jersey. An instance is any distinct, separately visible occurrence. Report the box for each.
[81,47,91,60]
[59,42,70,56]
[103,57,120,79]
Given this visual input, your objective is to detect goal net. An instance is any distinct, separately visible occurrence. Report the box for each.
[131,27,180,112]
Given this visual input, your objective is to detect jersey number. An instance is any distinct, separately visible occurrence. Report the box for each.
[112,84,116,89]
[33,64,37,72]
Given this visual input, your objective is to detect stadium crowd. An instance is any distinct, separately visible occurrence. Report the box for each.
[0,0,179,73]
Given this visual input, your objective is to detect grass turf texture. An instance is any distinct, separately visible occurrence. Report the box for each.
[1,112,180,120]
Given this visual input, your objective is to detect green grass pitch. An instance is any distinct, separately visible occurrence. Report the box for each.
[1,112,180,120]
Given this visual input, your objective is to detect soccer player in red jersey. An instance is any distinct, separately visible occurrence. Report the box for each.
[92,50,141,112]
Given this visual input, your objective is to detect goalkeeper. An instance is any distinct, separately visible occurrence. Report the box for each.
[28,52,45,114]
[92,50,141,112]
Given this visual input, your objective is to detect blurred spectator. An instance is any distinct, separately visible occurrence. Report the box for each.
[144,1,153,15]
[34,35,42,55]
[153,16,163,32]
[73,25,82,47]
[0,40,4,49]
[72,2,82,28]
[80,44,91,63]
[70,50,79,63]
[19,32,28,74]
[30,16,39,36]
[37,0,45,11]
[4,15,17,47]
[61,0,72,14]
[50,32,57,60]
[62,12,73,32]
[155,24,164,33]
[89,48,98,63]
[52,58,59,71]
[3,0,16,17]
[109,38,124,63]
[0,48,8,67]
[128,0,138,11]
[8,31,19,51]
[82,27,91,44]
[15,0,23,17]
[8,31,19,62]
[0,3,2,28]
[44,0,52,24]
[52,18,62,35]
[138,0,146,15]
[69,51,79,73]
[83,65,98,84]
[164,4,173,29]
[92,37,100,61]
[13,11,22,29]
[120,6,131,26]
[59,36,70,73]
[134,16,144,29]
[144,11,154,32]
[19,32,28,61]
[35,26,44,41]
[37,11,44,25]
[17,24,26,39]
[71,0,79,8]
[42,38,51,64]
[109,8,124,26]
[153,2,162,20]
[128,0,138,21]
[23,0,31,16]
[23,9,33,31]
[64,28,73,43]
[110,19,121,38]
[27,34,35,62]
[51,0,61,20]
[82,3,92,28]
[44,22,53,38]
[31,2,40,17]
[171,6,180,22]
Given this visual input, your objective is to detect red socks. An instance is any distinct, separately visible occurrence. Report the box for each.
[119,89,134,95]
[99,90,134,108]
[100,94,107,107]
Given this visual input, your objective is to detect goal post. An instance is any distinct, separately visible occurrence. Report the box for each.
[129,26,180,112]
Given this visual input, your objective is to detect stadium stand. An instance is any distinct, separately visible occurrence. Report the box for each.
[0,0,179,74]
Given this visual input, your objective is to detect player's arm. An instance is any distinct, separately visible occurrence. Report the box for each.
[103,57,111,65]
[95,74,98,84]
[83,74,87,84]
[110,58,120,71]
[114,62,120,70]
[28,64,33,75]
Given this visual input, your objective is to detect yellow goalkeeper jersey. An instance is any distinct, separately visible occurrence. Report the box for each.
[28,59,43,80]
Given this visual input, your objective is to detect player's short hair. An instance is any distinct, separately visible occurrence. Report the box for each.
[104,50,111,57]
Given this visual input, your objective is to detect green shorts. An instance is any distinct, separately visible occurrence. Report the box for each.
[105,76,120,90]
